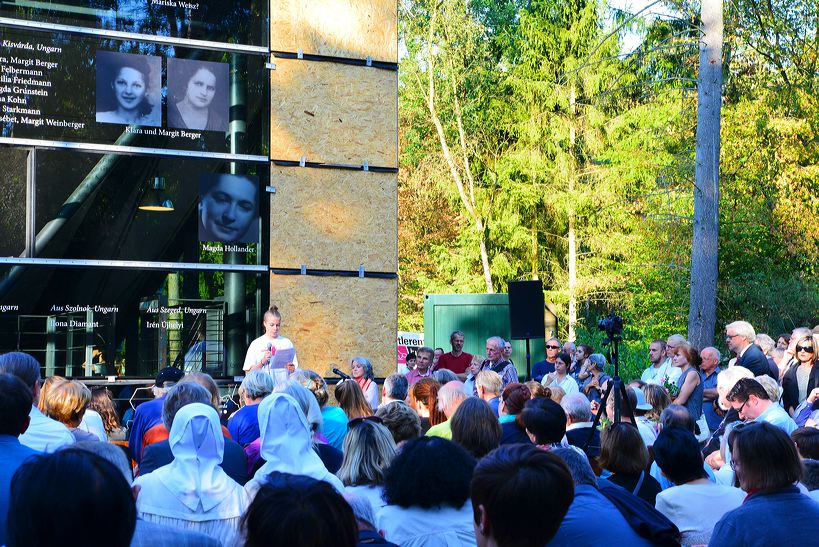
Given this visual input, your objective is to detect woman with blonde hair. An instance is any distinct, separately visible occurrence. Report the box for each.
[335,380,374,421]
[37,375,67,412]
[548,386,566,404]
[337,418,397,511]
[782,334,819,415]
[243,305,298,374]
[524,380,550,399]
[643,383,671,426]
[44,380,98,442]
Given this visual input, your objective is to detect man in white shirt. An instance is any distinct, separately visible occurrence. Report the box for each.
[0,352,74,452]
[641,339,682,385]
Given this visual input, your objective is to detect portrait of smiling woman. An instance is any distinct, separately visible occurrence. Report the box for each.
[168,58,229,132]
[95,51,161,126]
[198,173,259,244]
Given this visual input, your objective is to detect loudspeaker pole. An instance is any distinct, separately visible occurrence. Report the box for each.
[525,338,532,381]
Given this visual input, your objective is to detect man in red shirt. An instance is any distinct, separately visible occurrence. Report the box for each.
[437,331,473,378]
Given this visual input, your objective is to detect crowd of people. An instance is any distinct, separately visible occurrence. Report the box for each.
[2,319,819,546]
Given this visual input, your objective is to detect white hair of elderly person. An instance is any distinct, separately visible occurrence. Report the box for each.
[133,403,248,546]
[244,393,344,499]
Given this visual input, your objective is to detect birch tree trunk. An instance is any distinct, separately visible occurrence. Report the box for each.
[568,84,578,342]
[688,0,723,346]
[417,0,495,293]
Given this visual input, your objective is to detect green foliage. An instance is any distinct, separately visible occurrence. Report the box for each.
[398,0,819,341]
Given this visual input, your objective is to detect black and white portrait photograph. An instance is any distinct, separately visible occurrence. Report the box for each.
[167,58,229,132]
[95,50,162,127]
[198,173,259,244]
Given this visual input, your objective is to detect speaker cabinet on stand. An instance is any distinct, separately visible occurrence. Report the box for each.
[508,280,546,381]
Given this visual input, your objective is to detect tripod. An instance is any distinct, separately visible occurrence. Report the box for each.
[584,329,635,449]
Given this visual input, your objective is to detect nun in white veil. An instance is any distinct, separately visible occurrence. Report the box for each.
[245,392,344,498]
[134,403,248,546]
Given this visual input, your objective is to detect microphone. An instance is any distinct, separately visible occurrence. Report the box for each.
[332,368,352,380]
[267,343,275,368]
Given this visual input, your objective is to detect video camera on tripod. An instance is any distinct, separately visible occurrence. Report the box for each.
[598,313,623,346]
[587,312,635,434]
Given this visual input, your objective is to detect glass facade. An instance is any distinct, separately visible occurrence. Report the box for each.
[0,1,270,377]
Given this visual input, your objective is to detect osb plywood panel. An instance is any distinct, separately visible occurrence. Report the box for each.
[270,0,397,63]
[270,275,397,378]
[269,167,397,272]
[270,58,397,167]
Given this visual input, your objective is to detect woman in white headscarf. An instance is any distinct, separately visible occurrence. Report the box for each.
[245,393,344,498]
[134,403,248,546]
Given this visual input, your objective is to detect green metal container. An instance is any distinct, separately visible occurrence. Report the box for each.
[423,293,558,380]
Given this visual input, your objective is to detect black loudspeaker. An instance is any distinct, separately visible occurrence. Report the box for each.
[508,280,545,340]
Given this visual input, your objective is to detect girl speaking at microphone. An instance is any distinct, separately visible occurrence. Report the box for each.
[244,306,299,376]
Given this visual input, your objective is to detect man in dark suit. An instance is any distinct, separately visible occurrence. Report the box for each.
[726,321,775,379]
[136,382,248,484]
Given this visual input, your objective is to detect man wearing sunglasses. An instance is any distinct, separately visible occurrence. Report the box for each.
[532,338,561,383]
[726,321,774,379]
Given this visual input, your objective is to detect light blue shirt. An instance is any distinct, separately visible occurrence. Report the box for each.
[463,377,475,396]
[320,406,348,452]
[19,406,74,453]
[755,403,798,435]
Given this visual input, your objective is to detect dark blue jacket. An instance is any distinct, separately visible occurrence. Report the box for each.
[710,486,819,546]
[532,360,555,382]
[548,484,655,546]
[227,404,260,447]
[736,344,774,379]
[139,437,249,485]
[499,419,531,445]
[128,396,165,464]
